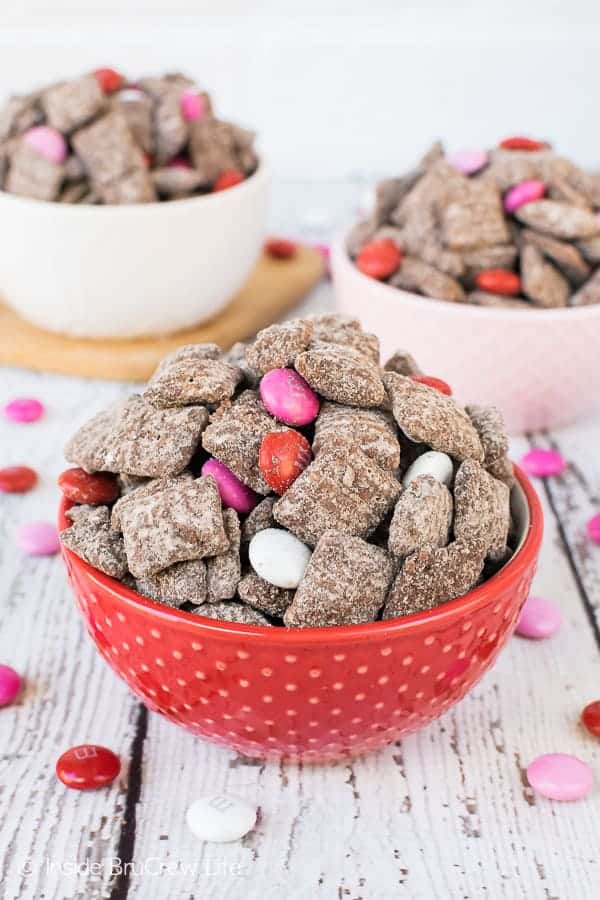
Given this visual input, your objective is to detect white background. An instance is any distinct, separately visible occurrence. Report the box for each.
[2,1,600,178]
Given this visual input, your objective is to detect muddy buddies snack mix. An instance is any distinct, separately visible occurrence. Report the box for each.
[60,316,518,627]
[0,68,257,204]
[349,137,600,307]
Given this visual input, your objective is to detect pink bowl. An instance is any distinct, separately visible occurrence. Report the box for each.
[59,466,542,763]
[332,234,600,433]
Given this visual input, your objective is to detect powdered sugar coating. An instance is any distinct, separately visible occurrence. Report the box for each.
[136,559,207,607]
[453,460,510,562]
[308,313,380,363]
[237,571,293,617]
[61,505,127,579]
[388,475,453,558]
[240,497,276,542]
[284,530,394,628]
[466,405,509,466]
[192,601,272,627]
[295,343,385,408]
[246,319,313,375]
[206,509,241,602]
[143,357,241,407]
[383,349,422,376]
[313,402,400,471]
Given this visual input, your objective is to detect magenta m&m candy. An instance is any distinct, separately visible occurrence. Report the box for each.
[586,514,600,545]
[3,397,45,423]
[56,745,121,790]
[0,664,22,707]
[520,448,566,478]
[180,90,206,122]
[446,149,488,176]
[260,368,320,427]
[526,753,594,801]
[516,595,562,639]
[581,700,600,738]
[504,179,546,214]
[23,126,67,165]
[16,522,60,556]
[202,458,259,515]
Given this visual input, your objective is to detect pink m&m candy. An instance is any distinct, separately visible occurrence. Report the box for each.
[16,522,60,556]
[3,397,45,423]
[527,753,594,801]
[260,368,320,427]
[446,150,488,176]
[0,664,22,707]
[504,179,546,214]
[202,458,259,515]
[516,595,562,639]
[180,90,206,122]
[520,448,566,478]
[586,513,600,544]
[23,126,67,165]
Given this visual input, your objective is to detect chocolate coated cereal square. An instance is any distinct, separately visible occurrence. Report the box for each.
[193,601,272,626]
[42,75,105,133]
[61,505,127,579]
[295,343,385,408]
[453,459,510,562]
[144,357,241,408]
[238,571,293,617]
[246,319,313,375]
[206,509,242,602]
[6,142,64,201]
[136,558,207,607]
[313,402,400,471]
[388,475,453,558]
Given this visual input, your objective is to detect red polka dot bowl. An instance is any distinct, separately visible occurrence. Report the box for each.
[59,465,542,763]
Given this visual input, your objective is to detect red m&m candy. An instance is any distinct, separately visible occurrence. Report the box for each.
[265,238,297,260]
[410,375,452,396]
[0,466,38,493]
[356,239,402,280]
[259,430,312,495]
[58,468,120,505]
[499,136,546,152]
[581,700,600,738]
[213,169,244,192]
[94,68,124,94]
[56,744,121,790]
[475,269,521,296]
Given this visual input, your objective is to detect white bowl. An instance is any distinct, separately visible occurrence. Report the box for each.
[331,233,600,434]
[0,161,269,338]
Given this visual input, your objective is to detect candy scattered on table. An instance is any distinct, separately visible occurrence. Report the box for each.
[581,700,600,738]
[260,368,320,427]
[520,448,567,478]
[3,397,44,423]
[186,794,257,842]
[504,179,546,214]
[201,458,259,515]
[0,664,22,707]
[526,753,594,801]
[249,527,312,589]
[16,522,60,556]
[265,237,297,260]
[446,149,488,176]
[402,450,454,488]
[56,745,121,790]
[356,239,402,280]
[23,125,68,165]
[410,375,452,396]
[586,513,600,545]
[0,465,38,493]
[258,429,312,494]
[58,467,119,505]
[516,595,563,639]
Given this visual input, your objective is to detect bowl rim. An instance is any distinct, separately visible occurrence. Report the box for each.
[0,156,268,216]
[59,463,543,644]
[332,231,600,321]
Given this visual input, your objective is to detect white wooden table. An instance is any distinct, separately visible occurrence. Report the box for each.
[1,181,599,900]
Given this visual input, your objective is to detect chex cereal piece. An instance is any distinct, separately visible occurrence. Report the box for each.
[547,174,591,209]
[468,291,531,310]
[383,349,421,376]
[144,356,241,407]
[65,401,125,473]
[390,256,466,303]
[273,446,400,546]
[42,75,105,133]
[521,244,570,308]
[193,601,272,627]
[383,373,484,462]
[246,319,313,375]
[383,540,485,619]
[61,505,127,579]
[347,219,377,258]
[308,313,380,363]
[241,497,275,542]
[481,148,548,191]
[154,89,188,165]
[189,117,241,183]
[577,235,600,265]
[520,229,590,285]
[206,509,241,602]
[374,174,418,225]
[283,530,394,627]
[5,142,64,201]
[223,342,261,388]
[441,179,510,249]
[466,405,509,465]
[111,474,193,530]
[486,454,516,488]
[514,200,600,240]
[117,473,149,496]
[313,402,400,471]
[117,475,229,578]
[152,165,207,197]
[136,559,207,607]
[59,181,89,204]
[238,572,293,617]
[461,244,518,281]
[100,168,156,204]
[571,269,600,307]
[0,94,43,141]
[202,390,285,494]
[453,459,510,562]
[72,110,149,189]
[295,343,385,408]
[388,475,453,558]
[113,91,154,154]
[154,343,220,377]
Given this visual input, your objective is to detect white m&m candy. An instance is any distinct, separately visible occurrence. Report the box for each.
[249,528,311,589]
[402,451,454,488]
[186,794,257,842]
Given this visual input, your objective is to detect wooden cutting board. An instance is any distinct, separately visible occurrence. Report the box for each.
[0,245,324,382]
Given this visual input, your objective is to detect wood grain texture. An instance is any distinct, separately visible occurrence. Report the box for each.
[1,181,599,900]
[0,245,324,382]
